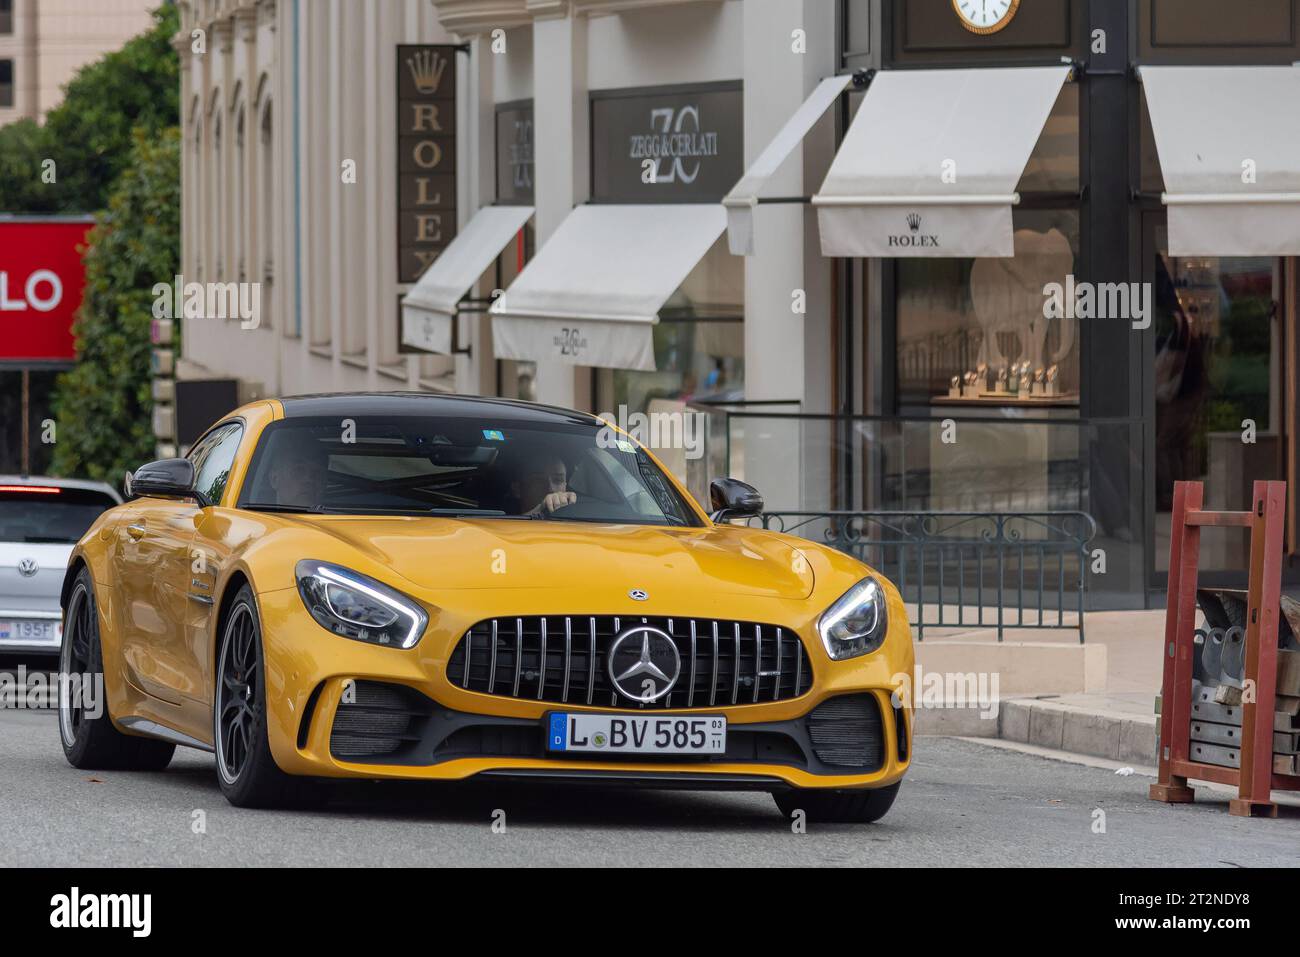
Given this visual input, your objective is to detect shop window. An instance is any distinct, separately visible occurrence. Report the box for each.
[0,1,12,36]
[894,209,1081,412]
[1152,233,1289,573]
[0,59,13,108]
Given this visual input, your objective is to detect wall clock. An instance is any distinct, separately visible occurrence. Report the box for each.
[952,0,1021,35]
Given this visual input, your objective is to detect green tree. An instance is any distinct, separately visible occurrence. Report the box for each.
[0,3,178,214]
[50,127,180,484]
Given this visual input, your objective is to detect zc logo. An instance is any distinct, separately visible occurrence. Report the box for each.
[554,327,587,358]
[628,105,719,185]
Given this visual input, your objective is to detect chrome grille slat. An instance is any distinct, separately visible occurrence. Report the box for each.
[587,617,596,705]
[794,631,803,698]
[710,621,719,707]
[450,615,812,710]
[512,618,523,697]
[538,617,548,701]
[488,619,498,693]
[562,617,572,702]
[731,622,741,705]
[688,620,697,708]
[773,628,783,702]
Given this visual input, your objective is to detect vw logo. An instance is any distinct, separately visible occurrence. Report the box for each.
[628,589,648,601]
[16,558,38,578]
[608,625,680,703]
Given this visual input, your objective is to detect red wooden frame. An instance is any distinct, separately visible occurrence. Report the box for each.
[1150,480,1300,817]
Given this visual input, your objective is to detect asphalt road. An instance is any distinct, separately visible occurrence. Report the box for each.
[2,703,1297,867]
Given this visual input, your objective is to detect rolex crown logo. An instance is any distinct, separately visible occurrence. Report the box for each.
[906,213,921,232]
[406,49,448,95]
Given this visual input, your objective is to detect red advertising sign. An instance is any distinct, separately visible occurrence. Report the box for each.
[0,218,93,363]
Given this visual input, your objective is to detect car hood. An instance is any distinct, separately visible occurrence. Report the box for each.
[286,517,815,600]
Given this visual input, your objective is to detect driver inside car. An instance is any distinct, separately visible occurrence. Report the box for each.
[513,454,576,517]
[269,431,329,508]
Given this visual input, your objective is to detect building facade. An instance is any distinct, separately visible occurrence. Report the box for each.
[0,0,156,124]
[173,0,1300,608]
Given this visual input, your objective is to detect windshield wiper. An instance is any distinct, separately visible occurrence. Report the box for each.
[240,502,324,514]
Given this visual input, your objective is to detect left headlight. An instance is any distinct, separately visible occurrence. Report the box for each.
[295,560,428,649]
[817,577,889,660]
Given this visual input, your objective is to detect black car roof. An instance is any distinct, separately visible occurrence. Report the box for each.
[278,392,600,427]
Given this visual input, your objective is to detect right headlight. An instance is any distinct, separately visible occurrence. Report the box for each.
[295,560,428,649]
[817,577,889,660]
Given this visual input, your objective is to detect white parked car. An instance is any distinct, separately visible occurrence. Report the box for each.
[0,476,121,655]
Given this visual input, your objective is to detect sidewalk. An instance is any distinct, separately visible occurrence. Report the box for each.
[913,608,1165,766]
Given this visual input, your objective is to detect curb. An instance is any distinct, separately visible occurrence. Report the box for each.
[915,696,1158,766]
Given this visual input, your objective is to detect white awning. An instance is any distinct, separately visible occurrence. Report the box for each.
[490,204,727,371]
[813,65,1071,258]
[400,205,533,355]
[1140,65,1300,256]
[722,74,853,255]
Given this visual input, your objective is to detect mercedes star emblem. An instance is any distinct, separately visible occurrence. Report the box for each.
[16,557,38,578]
[608,625,680,703]
[628,588,648,601]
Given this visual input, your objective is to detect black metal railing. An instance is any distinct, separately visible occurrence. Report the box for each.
[752,510,1097,642]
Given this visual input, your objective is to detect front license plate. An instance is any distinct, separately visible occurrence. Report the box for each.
[547,712,726,755]
[0,620,60,643]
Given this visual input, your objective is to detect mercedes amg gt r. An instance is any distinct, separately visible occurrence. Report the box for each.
[59,394,913,821]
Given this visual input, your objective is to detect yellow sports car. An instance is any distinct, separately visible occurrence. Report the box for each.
[59,394,913,821]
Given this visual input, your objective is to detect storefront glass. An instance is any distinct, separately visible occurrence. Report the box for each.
[895,209,1081,413]
[1152,230,1288,573]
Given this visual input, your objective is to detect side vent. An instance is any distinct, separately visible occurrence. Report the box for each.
[297,681,326,751]
[893,701,909,762]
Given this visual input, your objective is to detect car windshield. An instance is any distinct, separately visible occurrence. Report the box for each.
[0,487,118,543]
[236,416,702,526]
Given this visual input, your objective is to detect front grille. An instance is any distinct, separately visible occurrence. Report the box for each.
[807,694,885,770]
[447,615,814,709]
[330,681,434,760]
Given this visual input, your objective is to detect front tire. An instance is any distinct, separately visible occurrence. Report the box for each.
[59,568,175,771]
[773,781,900,824]
[214,585,322,809]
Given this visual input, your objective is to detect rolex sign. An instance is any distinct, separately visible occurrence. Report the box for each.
[398,45,458,282]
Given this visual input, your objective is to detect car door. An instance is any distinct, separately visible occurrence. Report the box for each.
[119,424,242,706]
[181,422,247,715]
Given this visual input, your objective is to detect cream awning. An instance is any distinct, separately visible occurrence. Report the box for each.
[813,65,1071,258]
[400,205,534,355]
[722,74,853,255]
[1141,64,1300,256]
[489,204,727,371]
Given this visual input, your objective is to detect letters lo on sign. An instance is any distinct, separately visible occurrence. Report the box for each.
[398,45,458,283]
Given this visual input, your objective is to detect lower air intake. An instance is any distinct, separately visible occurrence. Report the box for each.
[329,681,433,761]
[807,694,885,770]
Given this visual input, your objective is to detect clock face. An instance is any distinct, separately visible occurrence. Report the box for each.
[952,0,1021,34]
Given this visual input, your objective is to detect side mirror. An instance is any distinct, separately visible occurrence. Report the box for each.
[126,458,204,505]
[709,477,763,523]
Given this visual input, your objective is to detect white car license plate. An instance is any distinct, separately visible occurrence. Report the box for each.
[547,712,726,755]
[0,620,60,643]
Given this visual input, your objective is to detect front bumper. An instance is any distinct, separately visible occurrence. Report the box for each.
[257,587,914,791]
